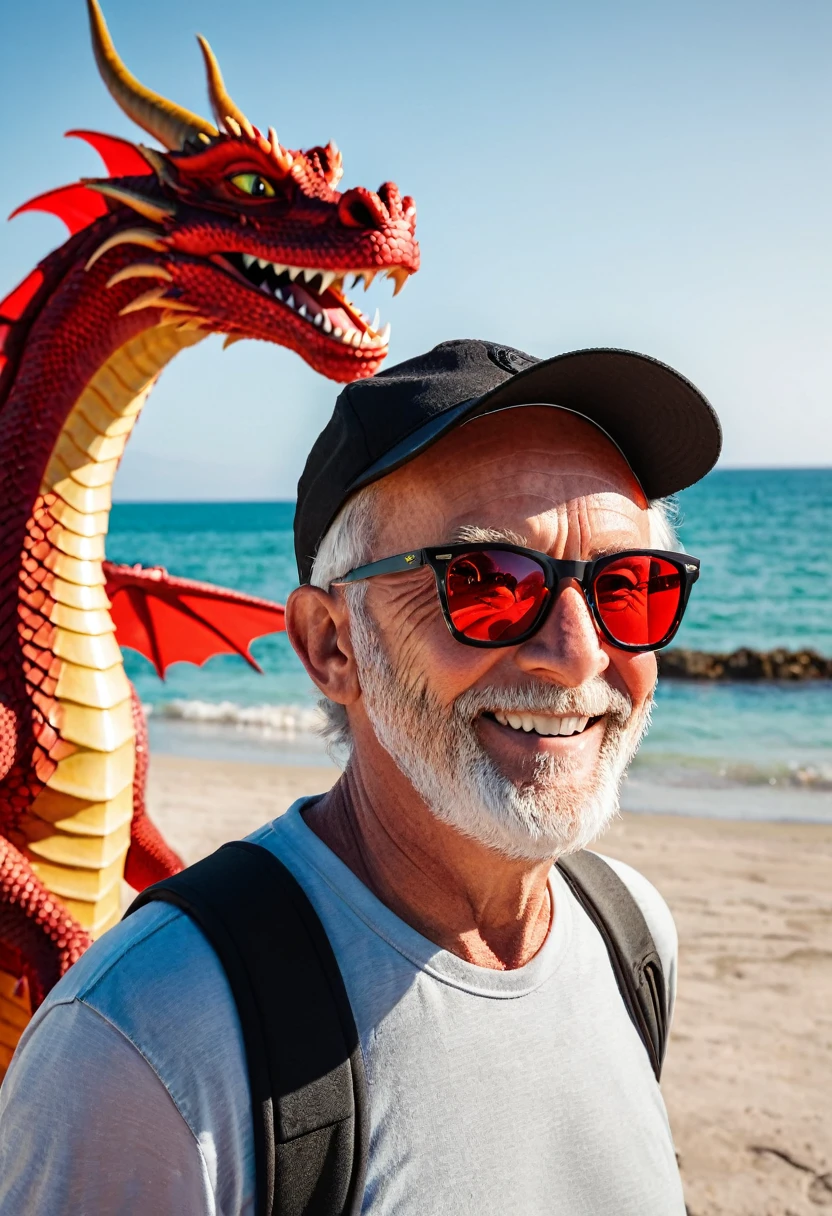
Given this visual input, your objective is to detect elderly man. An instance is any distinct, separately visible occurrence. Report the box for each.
[0,340,720,1214]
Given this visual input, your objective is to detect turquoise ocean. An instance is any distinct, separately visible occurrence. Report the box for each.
[110,469,832,823]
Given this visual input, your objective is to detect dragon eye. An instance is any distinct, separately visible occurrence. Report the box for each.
[228,172,276,199]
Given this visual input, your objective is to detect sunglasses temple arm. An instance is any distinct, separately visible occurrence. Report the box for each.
[338,550,428,583]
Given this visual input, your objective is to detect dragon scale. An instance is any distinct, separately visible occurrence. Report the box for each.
[19,324,207,932]
[0,245,209,1068]
[0,0,418,1076]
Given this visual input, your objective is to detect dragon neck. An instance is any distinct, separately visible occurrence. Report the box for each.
[10,304,207,935]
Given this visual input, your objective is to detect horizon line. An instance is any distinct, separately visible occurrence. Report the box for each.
[111,463,831,507]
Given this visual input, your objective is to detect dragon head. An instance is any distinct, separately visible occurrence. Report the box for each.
[55,1,420,382]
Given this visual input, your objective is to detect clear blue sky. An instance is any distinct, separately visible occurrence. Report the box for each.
[2,0,831,499]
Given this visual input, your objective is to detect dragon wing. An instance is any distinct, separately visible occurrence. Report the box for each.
[102,562,286,679]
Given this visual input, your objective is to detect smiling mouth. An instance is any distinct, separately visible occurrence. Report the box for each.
[220,253,400,350]
[485,712,603,738]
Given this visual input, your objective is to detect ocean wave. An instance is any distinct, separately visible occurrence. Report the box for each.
[632,754,832,792]
[143,699,832,791]
[146,699,324,738]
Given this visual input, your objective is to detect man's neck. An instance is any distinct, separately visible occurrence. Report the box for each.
[302,761,553,970]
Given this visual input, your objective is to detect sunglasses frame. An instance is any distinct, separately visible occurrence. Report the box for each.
[336,543,700,653]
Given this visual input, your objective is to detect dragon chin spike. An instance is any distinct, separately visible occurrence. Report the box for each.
[87,0,218,151]
[86,228,169,272]
[197,35,255,141]
[156,298,200,313]
[106,264,173,289]
[118,289,199,318]
[118,285,170,316]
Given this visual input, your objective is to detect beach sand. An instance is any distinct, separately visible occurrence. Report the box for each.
[145,754,832,1216]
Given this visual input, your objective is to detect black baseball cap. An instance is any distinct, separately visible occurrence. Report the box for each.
[294,339,721,582]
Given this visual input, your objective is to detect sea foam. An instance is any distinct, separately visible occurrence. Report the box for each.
[146,699,324,738]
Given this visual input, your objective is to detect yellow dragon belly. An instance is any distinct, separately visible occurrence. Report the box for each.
[0,324,206,1069]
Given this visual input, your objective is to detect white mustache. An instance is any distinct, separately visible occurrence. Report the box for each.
[454,678,633,729]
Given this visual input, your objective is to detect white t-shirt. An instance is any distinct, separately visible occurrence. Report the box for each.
[0,799,685,1214]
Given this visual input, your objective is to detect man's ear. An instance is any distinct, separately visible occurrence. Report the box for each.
[284,585,362,708]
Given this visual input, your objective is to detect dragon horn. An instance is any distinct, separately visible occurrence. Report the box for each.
[87,0,218,151]
[196,35,256,140]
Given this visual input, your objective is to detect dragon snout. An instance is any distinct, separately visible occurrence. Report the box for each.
[338,183,416,232]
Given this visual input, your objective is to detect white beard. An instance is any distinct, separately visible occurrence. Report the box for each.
[348,595,653,861]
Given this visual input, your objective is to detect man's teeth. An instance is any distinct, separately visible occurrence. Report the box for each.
[493,712,592,737]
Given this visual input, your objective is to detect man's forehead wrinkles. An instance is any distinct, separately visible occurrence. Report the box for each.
[436,467,642,510]
[444,487,644,523]
[440,488,607,531]
[438,440,604,467]
[431,444,631,488]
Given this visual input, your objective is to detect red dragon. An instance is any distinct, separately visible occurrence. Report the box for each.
[0,0,418,1074]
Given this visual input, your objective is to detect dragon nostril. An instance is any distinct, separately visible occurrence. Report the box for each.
[348,199,374,227]
[338,186,387,230]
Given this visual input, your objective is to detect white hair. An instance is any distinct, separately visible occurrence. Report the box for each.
[309,484,679,754]
[647,496,680,551]
[309,484,378,754]
[310,483,379,594]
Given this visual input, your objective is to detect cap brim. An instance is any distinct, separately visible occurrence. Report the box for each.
[348,347,721,501]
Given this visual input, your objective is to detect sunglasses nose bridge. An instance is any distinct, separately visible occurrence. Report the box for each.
[544,562,605,646]
[547,559,591,593]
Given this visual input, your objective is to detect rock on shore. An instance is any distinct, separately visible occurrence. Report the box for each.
[657,647,832,681]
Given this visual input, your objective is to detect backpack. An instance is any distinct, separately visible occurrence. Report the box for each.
[126,840,668,1216]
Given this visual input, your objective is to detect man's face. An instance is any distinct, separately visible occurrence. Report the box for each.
[345,406,659,859]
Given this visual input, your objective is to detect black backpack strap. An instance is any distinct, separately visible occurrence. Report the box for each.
[556,850,668,1081]
[125,841,368,1216]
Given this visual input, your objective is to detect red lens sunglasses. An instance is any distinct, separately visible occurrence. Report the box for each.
[336,543,700,652]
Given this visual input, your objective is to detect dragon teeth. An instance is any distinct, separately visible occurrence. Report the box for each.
[234,254,394,350]
[238,258,407,302]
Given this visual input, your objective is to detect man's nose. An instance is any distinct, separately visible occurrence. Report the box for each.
[513,580,609,686]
